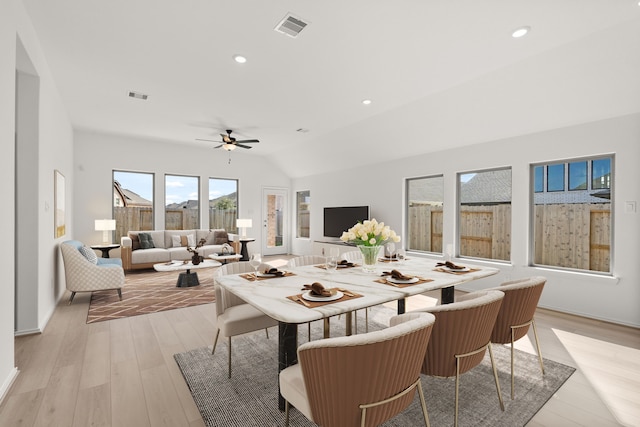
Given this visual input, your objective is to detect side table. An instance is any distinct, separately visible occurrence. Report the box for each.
[91,244,120,258]
[239,238,255,261]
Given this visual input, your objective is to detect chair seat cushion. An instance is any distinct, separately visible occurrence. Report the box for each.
[218,304,278,337]
[279,364,314,422]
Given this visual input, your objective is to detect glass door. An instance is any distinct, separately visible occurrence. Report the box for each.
[262,187,288,256]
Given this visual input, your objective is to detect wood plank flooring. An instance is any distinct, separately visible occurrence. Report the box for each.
[1,259,638,426]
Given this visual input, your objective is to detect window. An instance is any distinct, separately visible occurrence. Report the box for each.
[532,155,612,273]
[296,190,310,238]
[113,170,154,241]
[569,161,588,190]
[165,174,199,230]
[547,164,564,192]
[534,166,544,193]
[209,178,238,232]
[458,168,511,261]
[406,175,443,253]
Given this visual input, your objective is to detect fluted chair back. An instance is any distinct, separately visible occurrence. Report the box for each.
[341,250,363,263]
[279,312,436,427]
[286,255,327,268]
[469,276,547,398]
[410,290,505,427]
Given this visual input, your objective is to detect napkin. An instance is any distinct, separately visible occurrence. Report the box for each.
[338,259,354,267]
[383,254,398,260]
[436,261,465,270]
[381,269,413,281]
[302,282,332,297]
[264,267,285,276]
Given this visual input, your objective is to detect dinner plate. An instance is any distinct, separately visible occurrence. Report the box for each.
[387,277,419,284]
[302,290,343,302]
[337,264,350,268]
[257,272,276,277]
[443,266,470,272]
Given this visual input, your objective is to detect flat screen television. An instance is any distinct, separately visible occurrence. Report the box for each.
[323,206,370,238]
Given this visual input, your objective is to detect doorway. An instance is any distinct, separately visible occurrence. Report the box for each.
[261,187,288,256]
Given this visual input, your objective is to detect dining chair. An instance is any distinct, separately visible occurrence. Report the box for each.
[459,276,547,399]
[407,290,505,427]
[341,249,371,333]
[279,312,436,427]
[213,261,279,378]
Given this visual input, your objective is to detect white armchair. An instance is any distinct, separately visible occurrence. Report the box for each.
[60,240,125,304]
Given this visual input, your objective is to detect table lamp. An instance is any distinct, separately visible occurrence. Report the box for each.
[95,219,116,245]
[236,218,252,238]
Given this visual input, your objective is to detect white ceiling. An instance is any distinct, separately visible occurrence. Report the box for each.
[22,1,640,177]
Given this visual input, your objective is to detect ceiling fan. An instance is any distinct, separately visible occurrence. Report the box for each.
[196,129,259,151]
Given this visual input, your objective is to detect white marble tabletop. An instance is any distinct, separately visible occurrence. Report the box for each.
[153,259,221,272]
[215,257,498,324]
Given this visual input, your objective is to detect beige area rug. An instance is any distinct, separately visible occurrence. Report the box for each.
[87,268,216,323]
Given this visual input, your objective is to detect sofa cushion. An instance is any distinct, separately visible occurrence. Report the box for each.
[138,232,155,249]
[131,248,170,264]
[78,246,98,264]
[171,234,195,248]
[213,229,229,245]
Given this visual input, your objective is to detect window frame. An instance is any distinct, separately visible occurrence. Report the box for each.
[296,190,310,239]
[405,174,444,255]
[209,177,239,233]
[112,170,155,241]
[164,174,200,230]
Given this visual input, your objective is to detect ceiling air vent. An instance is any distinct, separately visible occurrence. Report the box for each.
[274,13,308,38]
[128,91,148,100]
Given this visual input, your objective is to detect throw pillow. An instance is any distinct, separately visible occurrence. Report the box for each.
[78,246,98,264]
[204,230,217,245]
[129,233,141,251]
[172,234,196,247]
[213,230,228,245]
[138,232,155,249]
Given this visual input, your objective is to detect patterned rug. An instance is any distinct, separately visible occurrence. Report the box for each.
[174,306,576,427]
[87,268,217,323]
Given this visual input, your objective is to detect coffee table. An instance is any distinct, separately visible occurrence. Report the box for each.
[209,253,242,264]
[153,259,221,287]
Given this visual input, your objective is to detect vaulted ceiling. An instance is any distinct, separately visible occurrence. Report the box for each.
[23,1,640,177]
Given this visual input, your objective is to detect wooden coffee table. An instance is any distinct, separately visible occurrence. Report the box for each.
[209,253,242,264]
[153,259,221,287]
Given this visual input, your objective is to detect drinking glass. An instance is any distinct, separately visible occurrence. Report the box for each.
[249,253,262,280]
[396,248,406,264]
[386,243,396,260]
[326,256,338,286]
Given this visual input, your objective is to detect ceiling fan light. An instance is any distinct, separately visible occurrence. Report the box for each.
[512,26,530,38]
[362,99,372,105]
[233,55,247,64]
[223,143,236,151]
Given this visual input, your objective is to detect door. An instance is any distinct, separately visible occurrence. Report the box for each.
[261,187,288,256]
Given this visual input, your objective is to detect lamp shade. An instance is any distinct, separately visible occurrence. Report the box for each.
[236,218,252,228]
[95,219,116,231]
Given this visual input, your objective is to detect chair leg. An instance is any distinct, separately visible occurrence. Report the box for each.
[488,343,505,411]
[227,336,232,378]
[284,400,290,427]
[308,322,311,341]
[531,320,545,375]
[212,328,220,354]
[417,378,431,427]
[68,291,76,305]
[117,288,122,300]
[265,328,269,339]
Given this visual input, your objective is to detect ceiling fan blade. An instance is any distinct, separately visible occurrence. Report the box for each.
[235,143,253,149]
[235,139,259,143]
[196,138,221,143]
[213,144,223,149]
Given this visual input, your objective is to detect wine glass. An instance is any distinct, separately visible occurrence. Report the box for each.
[249,253,262,280]
[396,248,406,264]
[386,243,396,260]
[326,256,338,286]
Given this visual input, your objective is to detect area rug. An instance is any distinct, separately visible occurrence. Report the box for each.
[87,269,216,323]
[174,307,575,427]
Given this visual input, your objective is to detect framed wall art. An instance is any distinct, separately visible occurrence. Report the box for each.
[54,169,66,238]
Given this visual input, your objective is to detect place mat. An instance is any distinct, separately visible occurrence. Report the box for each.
[374,277,433,288]
[287,288,363,308]
[314,264,358,269]
[434,267,481,275]
[239,271,296,281]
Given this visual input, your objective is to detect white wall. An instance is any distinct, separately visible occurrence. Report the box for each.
[73,130,291,254]
[1,0,74,401]
[292,114,640,327]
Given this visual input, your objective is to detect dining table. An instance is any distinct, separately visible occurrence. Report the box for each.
[214,256,499,409]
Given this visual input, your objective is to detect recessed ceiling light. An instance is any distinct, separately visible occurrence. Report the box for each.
[512,26,531,38]
[362,99,372,105]
[233,55,247,64]
[296,128,310,133]
[128,91,148,100]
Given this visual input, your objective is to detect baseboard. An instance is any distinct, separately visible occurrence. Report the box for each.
[14,327,42,336]
[0,367,19,406]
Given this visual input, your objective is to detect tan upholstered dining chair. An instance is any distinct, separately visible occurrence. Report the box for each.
[279,312,436,427]
[460,276,547,399]
[407,290,505,427]
[213,261,279,378]
[286,255,330,340]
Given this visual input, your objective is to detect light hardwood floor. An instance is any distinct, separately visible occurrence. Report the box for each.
[1,260,638,426]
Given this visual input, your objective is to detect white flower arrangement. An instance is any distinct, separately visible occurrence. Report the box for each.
[339,218,401,247]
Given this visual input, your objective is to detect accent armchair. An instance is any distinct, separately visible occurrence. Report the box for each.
[279,312,436,427]
[60,240,125,304]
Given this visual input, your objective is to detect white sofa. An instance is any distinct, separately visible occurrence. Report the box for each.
[120,229,239,271]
